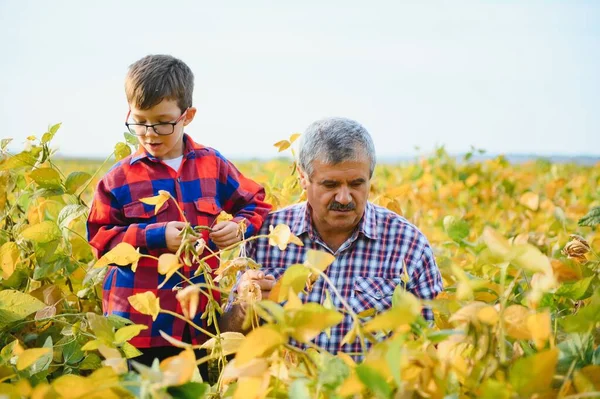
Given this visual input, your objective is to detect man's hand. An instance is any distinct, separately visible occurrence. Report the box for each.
[237,270,276,301]
[221,270,276,333]
[210,221,242,249]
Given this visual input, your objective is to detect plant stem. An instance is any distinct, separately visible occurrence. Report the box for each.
[160,309,216,339]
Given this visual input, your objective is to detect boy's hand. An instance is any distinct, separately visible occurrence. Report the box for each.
[165,221,187,252]
[209,221,242,249]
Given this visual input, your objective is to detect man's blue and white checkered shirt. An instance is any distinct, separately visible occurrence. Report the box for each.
[241,201,443,356]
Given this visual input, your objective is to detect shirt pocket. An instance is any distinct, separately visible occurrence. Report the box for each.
[194,197,221,227]
[349,276,398,316]
[123,200,170,222]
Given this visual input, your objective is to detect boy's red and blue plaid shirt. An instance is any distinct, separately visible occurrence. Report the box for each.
[87,134,271,348]
[242,201,443,357]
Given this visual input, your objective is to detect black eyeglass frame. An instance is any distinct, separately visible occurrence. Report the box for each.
[125,108,189,136]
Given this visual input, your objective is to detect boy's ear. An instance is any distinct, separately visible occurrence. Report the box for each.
[183,107,197,126]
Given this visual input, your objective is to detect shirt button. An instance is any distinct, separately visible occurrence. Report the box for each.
[177,177,181,183]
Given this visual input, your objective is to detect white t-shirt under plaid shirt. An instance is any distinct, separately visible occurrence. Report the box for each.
[245,201,443,356]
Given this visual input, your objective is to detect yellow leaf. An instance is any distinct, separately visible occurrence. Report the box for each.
[338,372,364,397]
[16,347,51,371]
[221,358,269,383]
[449,301,490,326]
[159,330,192,348]
[216,210,234,224]
[277,264,311,302]
[288,303,344,343]
[160,348,196,387]
[235,326,286,366]
[573,365,600,392]
[128,291,160,321]
[519,191,539,211]
[268,224,302,251]
[139,190,171,214]
[504,305,532,340]
[157,253,182,288]
[81,340,102,351]
[273,140,291,152]
[511,244,553,275]
[52,374,93,398]
[482,227,511,260]
[0,242,19,280]
[465,174,479,187]
[304,249,335,272]
[476,306,499,326]
[283,288,302,310]
[95,242,141,269]
[234,376,267,399]
[201,332,245,356]
[527,311,551,350]
[364,303,419,333]
[114,324,148,344]
[289,133,301,144]
[509,349,558,397]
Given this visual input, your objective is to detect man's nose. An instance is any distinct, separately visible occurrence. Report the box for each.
[335,186,352,204]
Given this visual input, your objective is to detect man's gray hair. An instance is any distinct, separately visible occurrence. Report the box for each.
[298,117,376,178]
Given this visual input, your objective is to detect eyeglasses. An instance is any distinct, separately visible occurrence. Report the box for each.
[125,108,188,136]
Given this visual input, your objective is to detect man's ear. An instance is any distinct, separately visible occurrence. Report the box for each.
[183,107,197,126]
[298,167,309,190]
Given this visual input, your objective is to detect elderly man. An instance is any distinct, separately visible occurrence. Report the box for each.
[222,117,443,355]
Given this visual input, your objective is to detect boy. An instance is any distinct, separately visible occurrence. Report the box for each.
[87,54,271,367]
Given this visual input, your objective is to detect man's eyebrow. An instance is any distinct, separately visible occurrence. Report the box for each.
[350,178,367,184]
[319,179,339,185]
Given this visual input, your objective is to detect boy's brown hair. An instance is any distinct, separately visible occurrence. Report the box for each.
[125,54,194,111]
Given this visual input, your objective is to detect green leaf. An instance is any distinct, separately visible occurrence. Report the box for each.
[479,379,511,399]
[385,338,403,388]
[41,123,61,144]
[124,132,139,146]
[57,204,88,229]
[62,339,85,365]
[561,292,600,333]
[0,290,45,327]
[509,349,558,397]
[579,207,600,227]
[167,382,210,399]
[355,364,392,399]
[49,123,61,135]
[121,342,142,359]
[65,172,92,194]
[21,221,61,243]
[555,276,595,300]
[443,216,470,242]
[30,168,62,189]
[79,353,102,370]
[0,138,12,150]
[114,142,131,161]
[107,314,134,329]
[318,356,350,390]
[289,379,311,399]
[86,312,115,343]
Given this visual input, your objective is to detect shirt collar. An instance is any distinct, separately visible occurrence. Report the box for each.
[130,133,198,165]
[291,201,379,240]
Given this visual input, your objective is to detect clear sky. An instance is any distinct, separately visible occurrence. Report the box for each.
[1,0,598,160]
